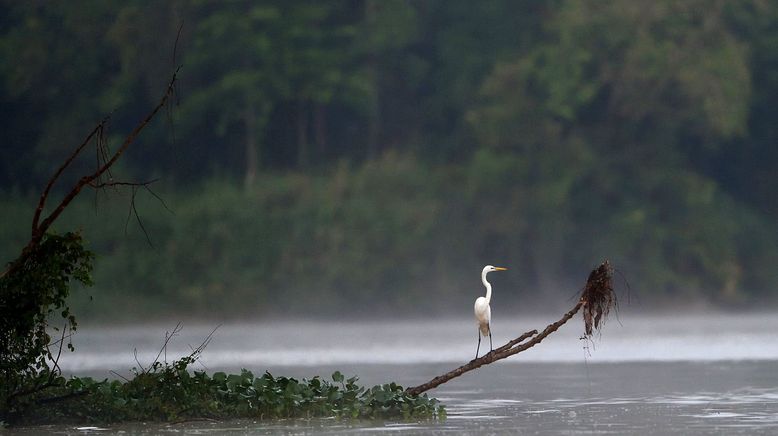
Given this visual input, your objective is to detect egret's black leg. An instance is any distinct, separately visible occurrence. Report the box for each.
[489,331,493,353]
[475,331,481,359]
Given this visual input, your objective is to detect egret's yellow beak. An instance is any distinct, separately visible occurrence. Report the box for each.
[494,267,508,271]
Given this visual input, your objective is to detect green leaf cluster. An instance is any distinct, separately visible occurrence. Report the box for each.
[0,232,94,420]
[14,363,443,425]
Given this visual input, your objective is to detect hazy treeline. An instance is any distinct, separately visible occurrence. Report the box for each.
[1,1,777,318]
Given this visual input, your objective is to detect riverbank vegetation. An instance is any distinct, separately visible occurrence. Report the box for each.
[3,149,776,320]
[8,360,442,426]
[3,1,778,316]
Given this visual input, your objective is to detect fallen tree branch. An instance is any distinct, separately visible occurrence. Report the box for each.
[405,260,614,396]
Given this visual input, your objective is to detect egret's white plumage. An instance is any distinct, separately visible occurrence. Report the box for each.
[474,264,507,359]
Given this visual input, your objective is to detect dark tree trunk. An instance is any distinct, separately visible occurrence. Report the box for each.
[297,99,310,168]
[244,101,258,189]
[314,103,327,157]
[365,0,381,160]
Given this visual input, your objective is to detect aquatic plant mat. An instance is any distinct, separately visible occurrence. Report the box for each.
[12,369,443,425]
[8,327,443,425]
[405,260,615,396]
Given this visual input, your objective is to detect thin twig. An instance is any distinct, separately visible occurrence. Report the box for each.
[188,324,220,372]
[47,324,68,383]
[134,348,145,374]
[493,329,538,354]
[88,178,160,189]
[151,322,183,369]
[185,324,220,372]
[110,370,131,383]
[91,179,172,242]
[47,331,77,348]
[173,22,184,69]
[189,324,220,361]
[144,183,174,214]
[131,187,154,247]
[31,118,109,235]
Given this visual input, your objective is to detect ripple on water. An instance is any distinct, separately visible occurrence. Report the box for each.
[365,424,430,431]
[655,394,719,405]
[523,409,561,414]
[468,398,524,405]
[682,412,748,419]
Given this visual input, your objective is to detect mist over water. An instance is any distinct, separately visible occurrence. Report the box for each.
[61,312,778,375]
[34,312,777,434]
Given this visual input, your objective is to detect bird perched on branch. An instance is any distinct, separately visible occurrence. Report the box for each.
[474,264,507,359]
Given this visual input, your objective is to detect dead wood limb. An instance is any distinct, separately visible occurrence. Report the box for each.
[31,119,108,235]
[405,261,614,396]
[33,66,180,242]
[0,67,180,280]
[88,178,160,189]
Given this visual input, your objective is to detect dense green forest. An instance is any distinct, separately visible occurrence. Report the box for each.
[2,1,777,319]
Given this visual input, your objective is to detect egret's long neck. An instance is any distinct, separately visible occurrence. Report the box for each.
[482,271,492,303]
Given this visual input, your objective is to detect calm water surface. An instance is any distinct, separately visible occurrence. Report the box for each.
[10,313,778,434]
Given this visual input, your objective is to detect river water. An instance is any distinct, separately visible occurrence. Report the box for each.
[10,312,778,434]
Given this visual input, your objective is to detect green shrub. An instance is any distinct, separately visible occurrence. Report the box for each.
[0,232,94,421]
[15,361,444,425]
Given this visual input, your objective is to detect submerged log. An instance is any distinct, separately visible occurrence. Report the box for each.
[405,261,614,396]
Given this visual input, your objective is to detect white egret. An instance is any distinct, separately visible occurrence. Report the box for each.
[474,264,507,359]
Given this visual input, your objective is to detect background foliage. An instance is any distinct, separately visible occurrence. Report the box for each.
[2,0,778,318]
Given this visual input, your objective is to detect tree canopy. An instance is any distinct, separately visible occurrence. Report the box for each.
[2,0,778,316]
